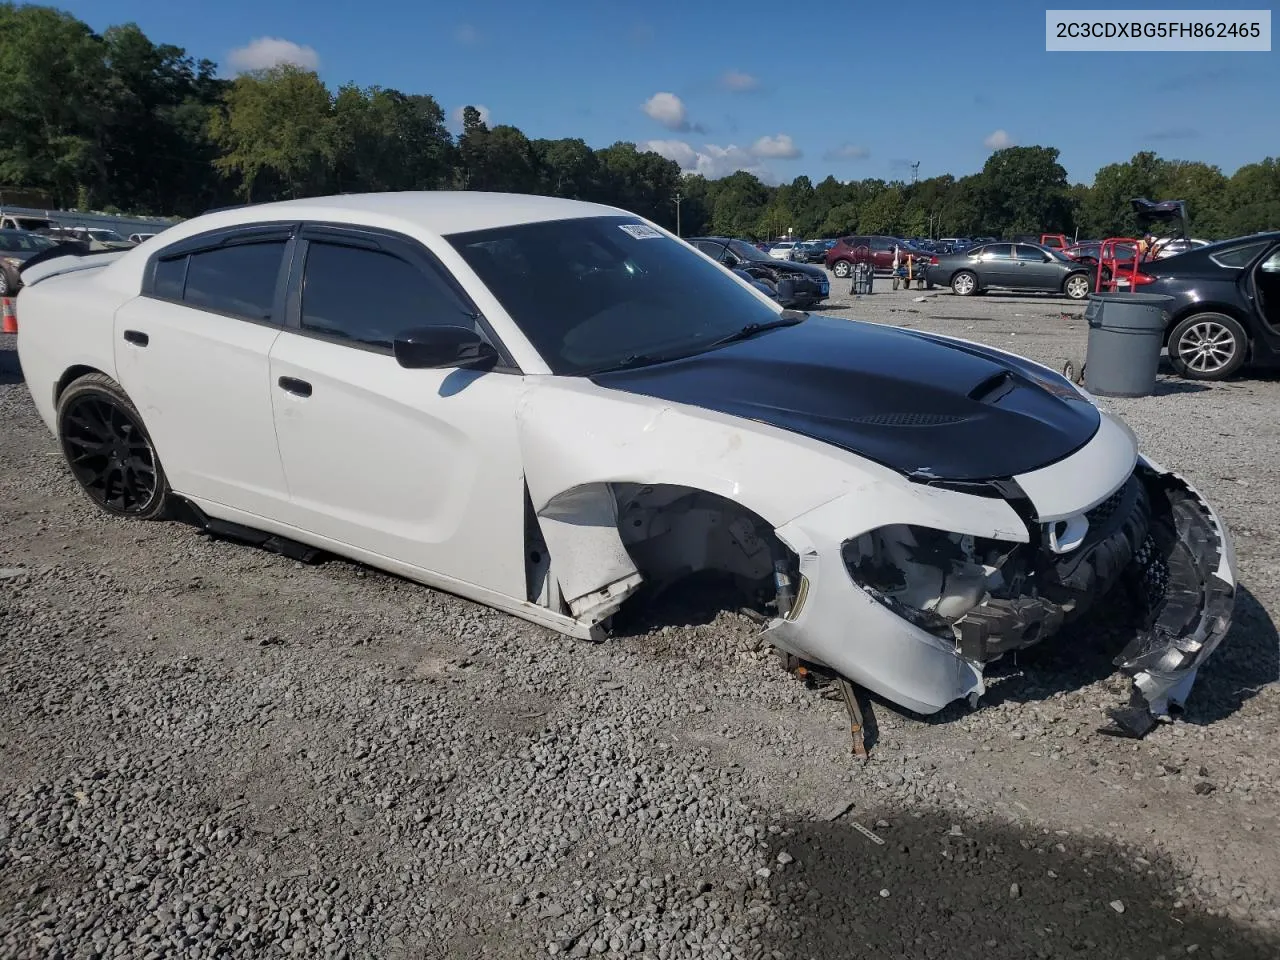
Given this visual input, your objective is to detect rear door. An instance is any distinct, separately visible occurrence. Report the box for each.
[113,224,294,517]
[977,244,1016,286]
[265,223,529,598]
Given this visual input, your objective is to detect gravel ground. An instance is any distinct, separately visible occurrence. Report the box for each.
[2,280,1279,960]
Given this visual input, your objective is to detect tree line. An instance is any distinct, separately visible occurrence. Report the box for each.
[2,4,1277,241]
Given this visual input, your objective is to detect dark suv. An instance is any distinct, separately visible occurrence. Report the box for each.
[825,235,932,277]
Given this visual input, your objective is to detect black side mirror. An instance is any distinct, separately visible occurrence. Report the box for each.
[393,325,498,370]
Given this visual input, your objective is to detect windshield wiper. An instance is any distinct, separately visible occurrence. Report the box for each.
[710,310,807,347]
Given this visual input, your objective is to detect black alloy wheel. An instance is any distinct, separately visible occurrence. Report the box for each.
[57,373,170,518]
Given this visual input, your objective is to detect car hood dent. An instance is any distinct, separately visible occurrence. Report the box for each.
[591,316,1101,482]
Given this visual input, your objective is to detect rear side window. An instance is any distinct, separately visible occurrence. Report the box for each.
[181,242,286,321]
[152,257,187,300]
[1209,240,1269,269]
[984,244,1014,260]
[300,241,474,349]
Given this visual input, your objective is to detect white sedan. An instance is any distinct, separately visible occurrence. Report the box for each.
[15,192,1236,736]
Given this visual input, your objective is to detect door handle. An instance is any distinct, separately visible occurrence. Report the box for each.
[123,329,149,346]
[277,376,312,398]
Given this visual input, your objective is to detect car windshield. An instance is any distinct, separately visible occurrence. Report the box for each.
[0,230,57,253]
[88,229,124,242]
[447,216,784,376]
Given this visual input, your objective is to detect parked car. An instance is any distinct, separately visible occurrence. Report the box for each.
[767,241,797,261]
[0,214,58,233]
[926,242,1094,299]
[128,232,158,244]
[0,229,61,295]
[689,236,829,307]
[59,226,136,249]
[825,235,933,277]
[1118,232,1280,380]
[1152,237,1209,259]
[791,240,830,264]
[14,191,1235,734]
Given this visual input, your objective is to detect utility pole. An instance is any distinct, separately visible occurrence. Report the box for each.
[673,192,683,236]
[910,161,920,184]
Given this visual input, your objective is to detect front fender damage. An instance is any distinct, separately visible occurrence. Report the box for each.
[769,464,1235,737]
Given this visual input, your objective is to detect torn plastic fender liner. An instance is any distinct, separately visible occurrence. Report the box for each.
[535,484,642,622]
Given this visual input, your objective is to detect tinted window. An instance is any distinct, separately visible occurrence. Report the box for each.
[301,241,474,349]
[871,237,895,251]
[1209,240,1270,269]
[183,241,286,321]
[0,230,56,253]
[984,244,1014,260]
[1015,245,1047,261]
[447,215,783,376]
[153,257,187,300]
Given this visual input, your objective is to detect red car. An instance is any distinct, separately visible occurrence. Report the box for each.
[825,235,933,277]
[1064,241,1138,286]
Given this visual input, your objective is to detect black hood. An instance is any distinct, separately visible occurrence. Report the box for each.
[590,316,1100,482]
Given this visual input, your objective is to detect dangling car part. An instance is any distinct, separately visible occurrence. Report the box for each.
[16,193,1235,740]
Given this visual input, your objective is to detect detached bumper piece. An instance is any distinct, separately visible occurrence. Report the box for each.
[842,467,1233,736]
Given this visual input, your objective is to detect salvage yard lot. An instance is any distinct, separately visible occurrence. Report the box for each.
[2,281,1280,958]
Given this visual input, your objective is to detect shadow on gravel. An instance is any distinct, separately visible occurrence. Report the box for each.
[761,809,1280,960]
[1150,377,1211,396]
[0,342,22,386]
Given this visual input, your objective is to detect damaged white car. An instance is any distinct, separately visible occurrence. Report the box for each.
[15,192,1235,737]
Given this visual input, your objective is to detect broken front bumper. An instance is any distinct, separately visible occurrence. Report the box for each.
[768,458,1235,730]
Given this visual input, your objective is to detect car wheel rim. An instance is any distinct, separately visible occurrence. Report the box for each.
[1177,321,1237,374]
[834,262,848,277]
[954,274,974,294]
[1067,276,1089,298]
[60,395,159,513]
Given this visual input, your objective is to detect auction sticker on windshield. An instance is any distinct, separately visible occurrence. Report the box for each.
[618,223,664,240]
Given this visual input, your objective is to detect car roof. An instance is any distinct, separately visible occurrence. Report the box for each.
[183,191,630,238]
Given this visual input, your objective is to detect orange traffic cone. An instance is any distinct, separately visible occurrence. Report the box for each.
[1,297,16,334]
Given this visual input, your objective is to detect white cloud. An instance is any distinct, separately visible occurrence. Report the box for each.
[749,134,800,159]
[824,143,870,161]
[226,37,320,73]
[984,129,1014,150]
[455,23,480,44]
[720,69,759,92]
[639,139,776,183]
[642,92,691,131]
[451,104,491,129]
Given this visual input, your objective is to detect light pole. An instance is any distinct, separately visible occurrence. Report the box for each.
[673,192,683,236]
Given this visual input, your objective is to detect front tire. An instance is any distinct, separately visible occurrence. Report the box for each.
[1167,313,1247,381]
[831,260,852,278]
[1063,273,1091,300]
[57,372,171,519]
[951,271,977,296]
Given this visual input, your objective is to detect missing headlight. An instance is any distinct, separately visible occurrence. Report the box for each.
[842,526,1026,641]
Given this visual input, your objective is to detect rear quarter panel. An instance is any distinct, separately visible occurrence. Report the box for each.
[15,272,130,433]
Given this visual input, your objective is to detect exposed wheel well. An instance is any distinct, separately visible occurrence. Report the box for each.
[610,483,798,624]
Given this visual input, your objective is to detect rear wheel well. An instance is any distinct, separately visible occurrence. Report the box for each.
[55,365,107,408]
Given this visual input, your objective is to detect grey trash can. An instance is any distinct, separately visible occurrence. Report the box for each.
[1083,293,1173,397]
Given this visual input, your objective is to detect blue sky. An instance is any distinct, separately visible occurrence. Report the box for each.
[36,0,1280,185]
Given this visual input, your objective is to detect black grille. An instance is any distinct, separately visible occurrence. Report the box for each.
[1086,486,1127,525]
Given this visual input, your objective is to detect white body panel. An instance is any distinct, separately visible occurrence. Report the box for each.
[266,331,529,599]
[113,297,289,517]
[1013,412,1138,521]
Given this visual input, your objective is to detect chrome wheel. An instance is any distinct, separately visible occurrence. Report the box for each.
[1175,320,1237,375]
[1064,274,1090,299]
[952,271,976,296]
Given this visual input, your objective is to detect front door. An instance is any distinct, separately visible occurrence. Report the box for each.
[266,225,529,599]
[1013,244,1058,290]
[112,230,292,517]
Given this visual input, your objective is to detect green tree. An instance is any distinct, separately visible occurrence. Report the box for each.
[209,64,334,201]
[858,187,903,234]
[533,137,599,199]
[709,170,769,237]
[1222,158,1280,235]
[0,3,109,206]
[1079,151,1167,237]
[595,142,682,227]
[980,145,1072,236]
